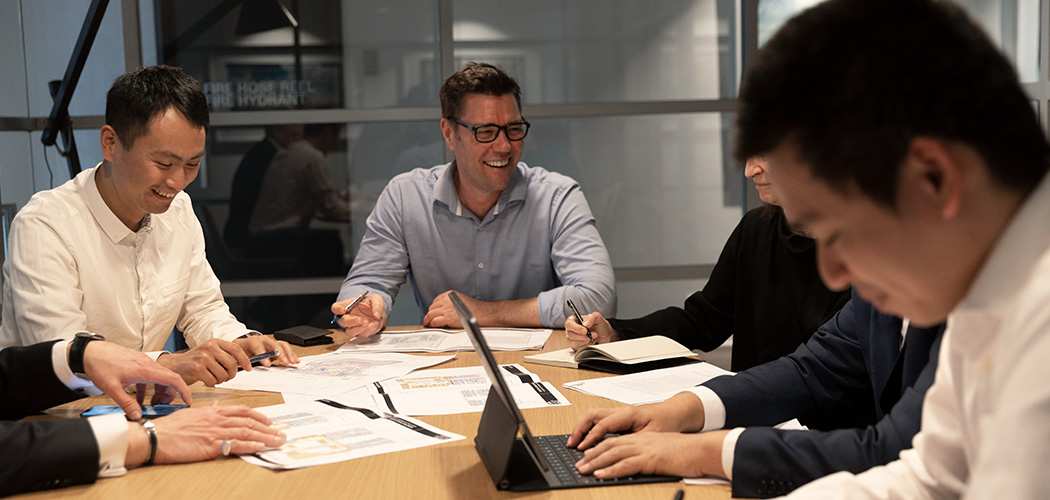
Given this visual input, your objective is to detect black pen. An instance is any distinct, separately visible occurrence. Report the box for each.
[566,299,594,341]
[673,489,684,500]
[331,290,369,326]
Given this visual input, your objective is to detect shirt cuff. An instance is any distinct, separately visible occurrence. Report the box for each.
[686,385,726,431]
[720,427,745,480]
[146,351,168,362]
[87,414,130,478]
[51,340,102,396]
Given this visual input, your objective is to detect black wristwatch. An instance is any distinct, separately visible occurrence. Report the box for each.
[69,332,106,379]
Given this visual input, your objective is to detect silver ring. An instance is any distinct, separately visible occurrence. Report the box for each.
[221,440,232,456]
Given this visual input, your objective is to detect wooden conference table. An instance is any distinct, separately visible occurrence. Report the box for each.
[15,329,736,500]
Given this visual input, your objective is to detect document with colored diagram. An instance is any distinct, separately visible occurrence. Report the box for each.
[337,328,552,352]
[241,399,463,470]
[366,364,571,415]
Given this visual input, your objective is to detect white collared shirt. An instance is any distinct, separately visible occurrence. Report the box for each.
[1,165,249,352]
[780,173,1050,499]
[49,340,129,478]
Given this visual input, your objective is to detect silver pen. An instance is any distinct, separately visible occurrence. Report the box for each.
[331,290,369,326]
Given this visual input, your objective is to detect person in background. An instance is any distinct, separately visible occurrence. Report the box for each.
[332,62,615,337]
[0,65,298,386]
[0,336,284,496]
[225,123,304,251]
[567,156,849,371]
[247,122,350,277]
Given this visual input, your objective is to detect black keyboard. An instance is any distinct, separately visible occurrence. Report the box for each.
[534,434,599,485]
[531,434,681,488]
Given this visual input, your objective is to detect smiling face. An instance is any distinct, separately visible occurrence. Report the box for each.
[97,107,205,230]
[440,93,524,213]
[763,139,987,326]
[744,156,778,205]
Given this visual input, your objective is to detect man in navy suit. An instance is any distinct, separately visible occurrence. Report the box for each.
[568,291,944,498]
[0,338,285,496]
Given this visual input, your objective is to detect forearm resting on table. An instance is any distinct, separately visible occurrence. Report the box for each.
[472,297,543,327]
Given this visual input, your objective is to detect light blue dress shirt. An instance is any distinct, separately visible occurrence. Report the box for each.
[338,161,616,327]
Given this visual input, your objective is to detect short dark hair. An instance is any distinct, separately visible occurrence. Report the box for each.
[735,0,1050,207]
[105,65,209,150]
[304,123,339,137]
[440,63,522,121]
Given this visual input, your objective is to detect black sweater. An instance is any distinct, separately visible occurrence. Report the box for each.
[609,206,850,371]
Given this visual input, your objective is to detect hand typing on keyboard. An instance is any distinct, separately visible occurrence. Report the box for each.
[566,392,729,480]
[572,430,726,480]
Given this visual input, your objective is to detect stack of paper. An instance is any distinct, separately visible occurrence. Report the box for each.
[367,364,571,415]
[216,351,454,399]
[562,362,734,405]
[338,328,552,352]
[242,399,463,470]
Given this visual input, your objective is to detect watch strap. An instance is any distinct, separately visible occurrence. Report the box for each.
[69,332,105,378]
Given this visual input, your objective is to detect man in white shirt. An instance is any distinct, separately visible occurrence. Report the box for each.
[568,1,1050,498]
[0,65,298,385]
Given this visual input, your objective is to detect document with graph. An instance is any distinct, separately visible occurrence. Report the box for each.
[216,350,454,398]
[241,399,463,470]
[366,364,571,415]
[337,328,552,352]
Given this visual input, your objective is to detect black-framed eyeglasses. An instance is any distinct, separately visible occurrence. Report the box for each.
[453,118,530,143]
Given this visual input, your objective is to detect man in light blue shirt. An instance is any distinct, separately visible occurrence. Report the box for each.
[332,63,615,336]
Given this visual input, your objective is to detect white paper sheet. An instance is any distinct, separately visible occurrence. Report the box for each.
[240,400,463,470]
[337,328,552,352]
[367,364,571,415]
[216,351,454,398]
[562,362,734,405]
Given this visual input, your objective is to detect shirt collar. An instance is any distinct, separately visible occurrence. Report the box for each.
[85,164,151,243]
[434,161,527,218]
[950,171,1050,354]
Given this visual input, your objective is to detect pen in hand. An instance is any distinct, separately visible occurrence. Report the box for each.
[331,290,369,326]
[566,299,594,342]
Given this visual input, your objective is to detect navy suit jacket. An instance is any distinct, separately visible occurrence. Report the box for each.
[0,341,100,496]
[702,291,944,498]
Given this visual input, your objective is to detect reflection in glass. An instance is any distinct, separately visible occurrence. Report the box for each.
[156,0,344,110]
[524,114,742,268]
[453,0,739,102]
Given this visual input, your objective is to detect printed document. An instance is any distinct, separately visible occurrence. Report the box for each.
[241,399,463,470]
[216,351,454,398]
[368,364,571,415]
[562,362,734,405]
[338,328,551,352]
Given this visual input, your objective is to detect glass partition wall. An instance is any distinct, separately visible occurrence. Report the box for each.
[2,0,1047,333]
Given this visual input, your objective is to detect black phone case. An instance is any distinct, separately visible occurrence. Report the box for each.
[274,325,334,346]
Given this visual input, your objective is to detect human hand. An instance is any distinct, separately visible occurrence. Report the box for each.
[332,293,387,338]
[232,335,300,368]
[156,339,252,386]
[574,431,727,479]
[125,403,286,467]
[80,341,193,420]
[565,312,618,351]
[423,290,469,328]
[566,392,706,451]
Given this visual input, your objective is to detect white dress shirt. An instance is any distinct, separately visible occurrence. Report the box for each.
[0,165,250,353]
[779,173,1050,498]
[49,340,129,478]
